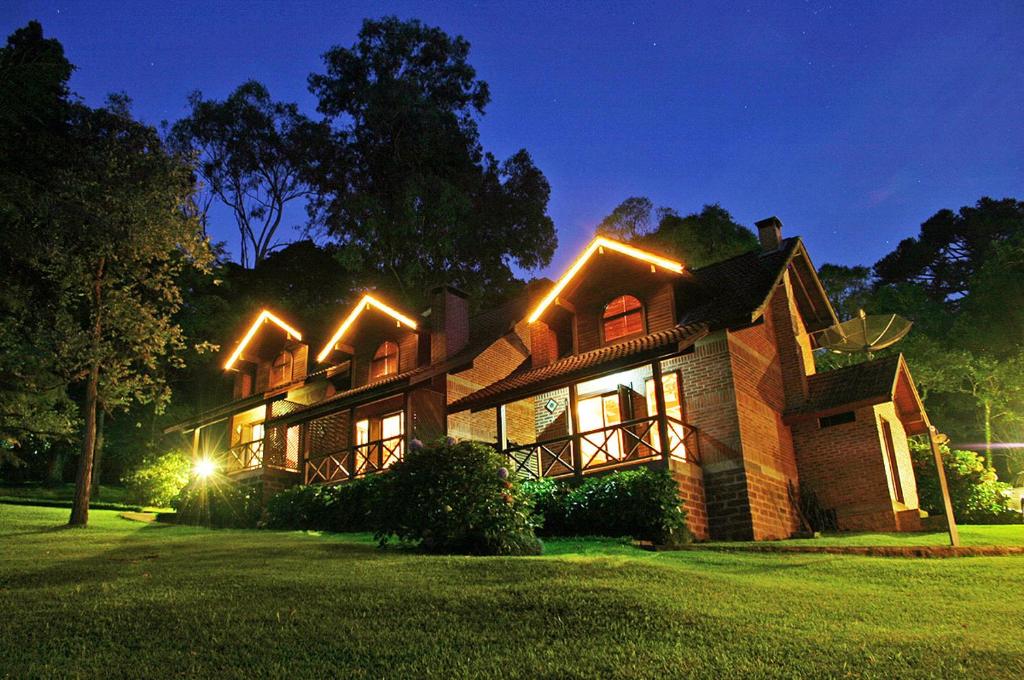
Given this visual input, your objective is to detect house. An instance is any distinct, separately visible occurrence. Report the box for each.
[168,218,933,540]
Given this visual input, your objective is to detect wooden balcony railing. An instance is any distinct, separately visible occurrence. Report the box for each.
[226,440,263,473]
[305,435,404,484]
[503,415,698,481]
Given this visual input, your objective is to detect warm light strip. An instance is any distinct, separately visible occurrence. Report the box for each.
[527,236,684,323]
[224,309,303,370]
[317,294,419,363]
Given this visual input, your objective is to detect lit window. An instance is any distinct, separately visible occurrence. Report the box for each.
[370,341,399,379]
[602,295,644,343]
[270,351,292,386]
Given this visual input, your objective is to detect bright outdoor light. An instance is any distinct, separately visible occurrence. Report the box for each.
[194,458,217,479]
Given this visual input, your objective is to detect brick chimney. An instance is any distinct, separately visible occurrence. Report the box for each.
[755,216,783,251]
[429,285,469,363]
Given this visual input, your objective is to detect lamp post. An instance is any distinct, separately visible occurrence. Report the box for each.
[927,426,960,548]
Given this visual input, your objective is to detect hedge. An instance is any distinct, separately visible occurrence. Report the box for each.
[523,467,691,545]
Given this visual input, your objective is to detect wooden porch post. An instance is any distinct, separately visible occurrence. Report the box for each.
[928,425,960,547]
[496,404,507,451]
[651,360,671,469]
[349,406,357,481]
[568,383,582,479]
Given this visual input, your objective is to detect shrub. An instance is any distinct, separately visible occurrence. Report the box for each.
[172,479,263,528]
[264,475,383,532]
[911,440,1021,524]
[374,439,542,555]
[523,467,691,545]
[122,450,191,507]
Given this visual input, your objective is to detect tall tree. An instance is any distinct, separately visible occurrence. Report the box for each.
[307,17,555,307]
[0,23,212,524]
[597,196,655,240]
[874,197,1024,302]
[817,264,873,321]
[0,22,78,460]
[169,81,324,267]
[642,204,758,269]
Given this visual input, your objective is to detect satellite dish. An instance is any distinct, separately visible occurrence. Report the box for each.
[815,309,912,354]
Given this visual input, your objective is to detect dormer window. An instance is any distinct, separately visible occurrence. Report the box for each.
[370,341,399,379]
[602,295,644,343]
[270,351,293,387]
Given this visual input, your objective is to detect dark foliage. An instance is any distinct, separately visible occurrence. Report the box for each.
[523,468,691,545]
[173,480,263,528]
[264,475,383,532]
[374,439,541,555]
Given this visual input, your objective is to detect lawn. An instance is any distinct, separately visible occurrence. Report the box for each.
[1,505,1022,679]
[706,524,1024,548]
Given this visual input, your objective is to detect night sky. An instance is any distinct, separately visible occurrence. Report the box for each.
[4,1,1022,278]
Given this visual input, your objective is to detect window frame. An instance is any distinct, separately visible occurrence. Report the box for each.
[269,350,293,387]
[600,294,646,345]
[370,340,400,380]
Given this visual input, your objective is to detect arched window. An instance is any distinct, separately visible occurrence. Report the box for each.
[602,295,644,343]
[270,351,292,386]
[370,341,399,379]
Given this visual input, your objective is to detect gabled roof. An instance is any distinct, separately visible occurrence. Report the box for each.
[527,236,684,323]
[317,294,419,363]
[223,309,303,370]
[448,322,709,412]
[787,354,929,435]
[678,237,837,333]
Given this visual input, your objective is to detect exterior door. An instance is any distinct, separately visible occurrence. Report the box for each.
[645,372,684,457]
[380,412,404,468]
[577,392,623,465]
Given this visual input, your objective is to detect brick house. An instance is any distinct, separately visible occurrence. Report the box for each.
[169,218,931,540]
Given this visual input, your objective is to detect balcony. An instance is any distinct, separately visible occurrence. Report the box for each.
[502,414,698,480]
[223,438,301,475]
[305,434,405,484]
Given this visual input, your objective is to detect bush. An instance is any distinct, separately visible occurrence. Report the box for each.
[523,468,691,545]
[374,439,542,555]
[172,479,263,528]
[122,450,191,507]
[911,440,1021,524]
[264,475,383,532]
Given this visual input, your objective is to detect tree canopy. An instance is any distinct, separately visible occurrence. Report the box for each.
[168,81,326,268]
[0,22,212,524]
[597,198,759,269]
[306,16,556,307]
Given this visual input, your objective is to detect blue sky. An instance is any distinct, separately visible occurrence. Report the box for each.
[4,1,1022,277]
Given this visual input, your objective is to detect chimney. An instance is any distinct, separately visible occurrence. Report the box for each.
[429,285,469,363]
[755,216,783,251]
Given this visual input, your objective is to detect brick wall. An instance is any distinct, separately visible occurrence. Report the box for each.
[669,459,709,540]
[728,321,802,540]
[673,332,751,539]
[791,404,905,531]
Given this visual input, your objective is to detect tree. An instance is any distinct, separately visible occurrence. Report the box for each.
[640,203,758,269]
[169,81,324,267]
[0,23,212,524]
[306,16,555,307]
[597,196,655,240]
[0,22,79,459]
[817,264,873,321]
[874,197,1024,302]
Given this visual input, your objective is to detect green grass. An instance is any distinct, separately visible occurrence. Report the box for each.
[706,524,1024,548]
[2,505,1023,679]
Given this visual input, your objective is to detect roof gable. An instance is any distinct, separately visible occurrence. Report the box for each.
[317,294,419,363]
[527,237,684,323]
[224,309,303,370]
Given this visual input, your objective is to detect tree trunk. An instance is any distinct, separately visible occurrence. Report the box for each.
[90,408,106,499]
[45,449,65,486]
[69,256,105,527]
[69,361,99,526]
[984,398,993,471]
